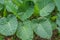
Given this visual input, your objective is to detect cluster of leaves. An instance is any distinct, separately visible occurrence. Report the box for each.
[0,0,60,40]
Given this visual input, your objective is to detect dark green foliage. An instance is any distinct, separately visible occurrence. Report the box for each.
[0,0,60,40]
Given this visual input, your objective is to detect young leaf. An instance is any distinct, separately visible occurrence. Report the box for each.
[0,15,18,36]
[4,0,20,18]
[40,3,55,16]
[54,0,60,11]
[33,19,52,39]
[36,0,55,16]
[20,8,34,21]
[5,0,18,13]
[16,21,33,40]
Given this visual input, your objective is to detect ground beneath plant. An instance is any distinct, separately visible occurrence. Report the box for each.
[4,29,60,40]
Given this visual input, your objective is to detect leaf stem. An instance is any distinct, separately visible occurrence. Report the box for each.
[3,7,7,17]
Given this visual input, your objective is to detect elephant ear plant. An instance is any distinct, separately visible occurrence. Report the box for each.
[0,0,60,40]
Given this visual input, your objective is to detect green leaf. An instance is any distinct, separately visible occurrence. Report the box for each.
[0,4,3,11]
[56,13,60,27]
[54,0,60,11]
[0,15,18,36]
[40,3,55,16]
[36,0,52,9]
[33,19,52,39]
[0,0,4,11]
[20,8,34,21]
[4,0,20,18]
[36,0,55,16]
[5,0,18,13]
[0,0,4,4]
[51,22,57,30]
[0,35,4,40]
[56,13,60,33]
[34,4,39,16]
[57,27,60,33]
[12,0,23,7]
[16,21,33,40]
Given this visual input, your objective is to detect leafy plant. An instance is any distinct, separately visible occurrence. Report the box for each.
[0,0,60,40]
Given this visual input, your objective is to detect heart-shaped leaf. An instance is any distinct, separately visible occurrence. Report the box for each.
[33,19,52,39]
[16,21,33,40]
[0,15,18,36]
